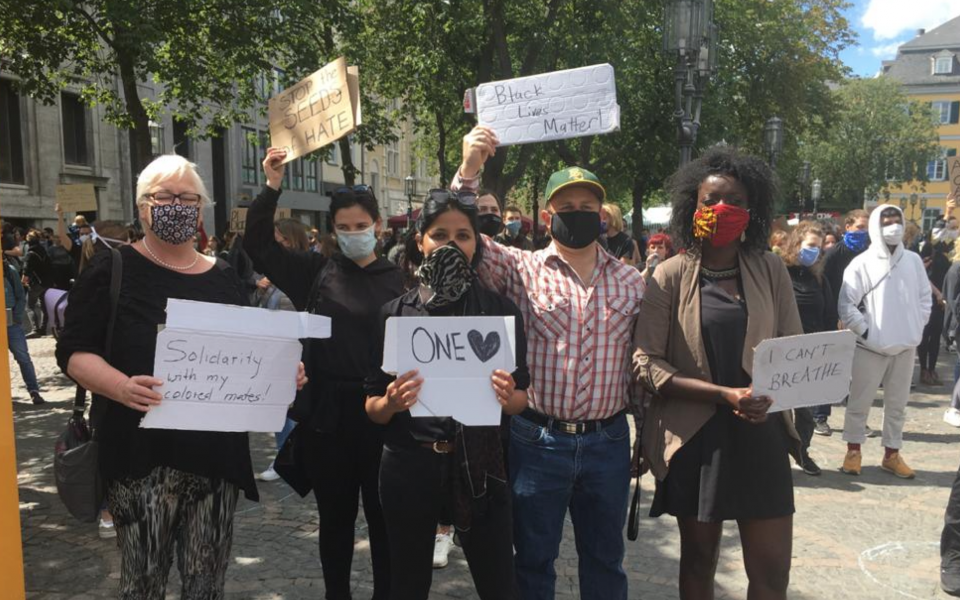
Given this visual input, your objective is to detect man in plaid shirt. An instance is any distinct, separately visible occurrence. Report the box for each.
[452,126,644,600]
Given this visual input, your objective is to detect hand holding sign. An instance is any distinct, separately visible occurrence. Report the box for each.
[116,375,164,413]
[263,147,287,190]
[385,369,424,413]
[460,126,500,179]
[724,388,773,424]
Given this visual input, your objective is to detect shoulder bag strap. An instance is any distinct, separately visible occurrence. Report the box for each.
[73,247,122,415]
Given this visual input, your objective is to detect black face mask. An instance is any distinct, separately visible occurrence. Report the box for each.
[478,213,503,237]
[550,211,601,249]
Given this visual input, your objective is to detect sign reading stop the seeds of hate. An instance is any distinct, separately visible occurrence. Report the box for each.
[268,57,362,165]
[752,330,857,413]
[381,316,517,426]
[56,184,98,213]
[229,207,292,233]
[476,63,620,147]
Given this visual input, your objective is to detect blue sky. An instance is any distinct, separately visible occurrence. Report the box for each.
[840,0,960,76]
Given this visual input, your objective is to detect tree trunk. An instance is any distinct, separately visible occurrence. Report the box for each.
[631,176,646,242]
[436,110,449,184]
[338,137,357,186]
[117,54,153,217]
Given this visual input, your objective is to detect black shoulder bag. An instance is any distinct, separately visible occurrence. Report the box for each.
[54,247,122,523]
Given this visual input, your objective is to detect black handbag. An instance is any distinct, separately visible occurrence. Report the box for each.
[273,423,314,497]
[627,475,642,542]
[54,247,121,522]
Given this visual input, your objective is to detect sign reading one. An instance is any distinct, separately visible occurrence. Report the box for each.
[476,63,620,146]
[268,57,361,165]
[141,299,330,432]
[56,184,98,213]
[752,330,857,413]
[229,207,291,233]
[382,316,517,426]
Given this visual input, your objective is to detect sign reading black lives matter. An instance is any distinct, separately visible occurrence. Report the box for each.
[476,63,620,146]
[752,330,857,413]
[381,316,517,426]
[140,300,330,432]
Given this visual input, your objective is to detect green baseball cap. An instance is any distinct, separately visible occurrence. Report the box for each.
[544,166,606,203]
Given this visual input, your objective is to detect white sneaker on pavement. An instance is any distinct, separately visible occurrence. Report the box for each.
[258,463,281,482]
[433,531,454,568]
[99,518,117,539]
[945,408,960,428]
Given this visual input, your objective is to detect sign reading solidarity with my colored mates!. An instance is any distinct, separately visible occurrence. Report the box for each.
[140,300,330,433]
[476,63,620,146]
[268,56,361,165]
[382,316,517,426]
[752,330,857,413]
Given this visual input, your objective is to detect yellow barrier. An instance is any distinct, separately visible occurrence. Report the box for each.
[0,253,26,598]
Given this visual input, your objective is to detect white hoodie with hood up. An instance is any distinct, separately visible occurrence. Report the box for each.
[837,204,931,356]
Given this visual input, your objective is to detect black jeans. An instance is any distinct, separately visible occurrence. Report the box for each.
[794,407,814,454]
[942,456,960,592]
[920,303,946,371]
[379,443,519,600]
[302,404,390,600]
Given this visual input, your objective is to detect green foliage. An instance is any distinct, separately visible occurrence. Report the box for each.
[799,77,940,210]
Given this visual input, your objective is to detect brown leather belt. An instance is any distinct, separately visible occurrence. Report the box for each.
[421,441,454,454]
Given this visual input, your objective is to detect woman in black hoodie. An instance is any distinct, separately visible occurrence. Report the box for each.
[244,148,404,600]
[782,220,837,476]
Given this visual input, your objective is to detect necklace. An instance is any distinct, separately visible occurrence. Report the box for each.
[142,238,200,271]
[700,264,740,280]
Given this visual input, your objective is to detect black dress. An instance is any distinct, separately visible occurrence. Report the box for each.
[650,276,794,522]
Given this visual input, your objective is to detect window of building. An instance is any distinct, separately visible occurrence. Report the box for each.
[272,69,285,97]
[927,148,956,181]
[61,92,89,165]
[291,158,304,191]
[933,101,952,124]
[327,143,339,165]
[386,140,400,175]
[305,159,318,192]
[936,55,954,75]
[0,79,25,184]
[149,120,164,157]
[172,118,191,158]
[370,171,379,201]
[242,127,259,185]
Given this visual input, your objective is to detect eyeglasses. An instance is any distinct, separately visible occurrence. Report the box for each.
[144,192,202,207]
[334,185,373,196]
[426,188,478,207]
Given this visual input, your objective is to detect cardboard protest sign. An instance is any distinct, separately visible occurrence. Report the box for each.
[752,330,857,413]
[268,57,362,165]
[56,184,98,213]
[476,63,620,146]
[950,154,960,199]
[229,207,291,233]
[382,316,517,426]
[140,299,330,433]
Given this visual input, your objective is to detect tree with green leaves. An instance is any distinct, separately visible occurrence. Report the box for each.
[799,77,940,211]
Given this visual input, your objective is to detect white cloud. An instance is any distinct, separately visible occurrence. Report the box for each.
[862,0,960,41]
[870,40,906,58]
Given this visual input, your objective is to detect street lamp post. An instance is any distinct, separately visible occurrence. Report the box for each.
[811,178,822,217]
[764,117,784,170]
[910,193,919,223]
[404,174,416,225]
[663,0,718,167]
[798,161,811,217]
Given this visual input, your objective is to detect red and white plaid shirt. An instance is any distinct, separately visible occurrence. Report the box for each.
[453,173,645,421]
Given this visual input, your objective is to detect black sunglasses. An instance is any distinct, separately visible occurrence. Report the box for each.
[426,188,478,208]
[333,184,373,196]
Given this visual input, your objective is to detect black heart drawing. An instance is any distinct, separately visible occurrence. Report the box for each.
[468,330,501,363]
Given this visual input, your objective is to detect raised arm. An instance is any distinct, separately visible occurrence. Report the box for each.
[54,203,74,252]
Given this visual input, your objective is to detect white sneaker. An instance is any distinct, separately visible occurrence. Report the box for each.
[99,518,117,539]
[945,408,960,428]
[257,463,281,482]
[433,532,454,568]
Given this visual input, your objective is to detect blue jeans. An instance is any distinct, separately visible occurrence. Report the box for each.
[510,412,630,600]
[7,324,38,393]
[274,417,296,451]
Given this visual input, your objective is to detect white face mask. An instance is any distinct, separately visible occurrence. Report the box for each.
[881,223,904,246]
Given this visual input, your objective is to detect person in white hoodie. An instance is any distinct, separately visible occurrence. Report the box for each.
[838,204,931,478]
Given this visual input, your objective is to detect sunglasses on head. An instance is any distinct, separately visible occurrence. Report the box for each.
[426,188,478,208]
[333,184,373,196]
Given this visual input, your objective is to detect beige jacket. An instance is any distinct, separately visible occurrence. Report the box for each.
[633,250,804,480]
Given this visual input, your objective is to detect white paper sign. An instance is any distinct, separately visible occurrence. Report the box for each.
[476,63,620,146]
[382,316,517,426]
[752,330,857,413]
[141,300,331,432]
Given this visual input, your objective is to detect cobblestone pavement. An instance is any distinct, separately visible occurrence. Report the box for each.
[11,335,960,599]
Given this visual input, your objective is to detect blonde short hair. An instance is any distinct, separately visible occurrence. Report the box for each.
[602,203,624,233]
[136,154,211,208]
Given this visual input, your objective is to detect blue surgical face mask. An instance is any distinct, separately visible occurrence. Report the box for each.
[798,246,821,267]
[505,220,523,237]
[337,226,377,261]
[843,230,869,252]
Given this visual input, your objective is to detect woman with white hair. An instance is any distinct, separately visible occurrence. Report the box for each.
[56,154,305,599]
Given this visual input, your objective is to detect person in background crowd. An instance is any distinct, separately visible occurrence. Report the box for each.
[309,227,323,253]
[477,187,507,238]
[453,125,644,600]
[495,205,535,251]
[816,208,871,437]
[602,203,642,266]
[4,254,45,405]
[57,154,307,598]
[365,187,529,600]
[205,235,222,257]
[640,233,673,283]
[919,220,952,386]
[22,230,52,337]
[769,229,788,256]
[838,205,931,479]
[781,220,837,476]
[903,221,923,254]
[943,240,960,427]
[381,228,401,257]
[818,218,840,252]
[55,203,92,280]
[246,153,404,600]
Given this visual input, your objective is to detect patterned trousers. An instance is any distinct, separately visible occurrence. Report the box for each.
[107,466,239,600]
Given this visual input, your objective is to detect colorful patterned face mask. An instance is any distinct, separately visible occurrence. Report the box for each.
[693,204,750,248]
[150,203,199,245]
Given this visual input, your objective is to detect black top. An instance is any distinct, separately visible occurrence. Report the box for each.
[243,186,406,431]
[23,242,52,287]
[928,246,951,292]
[700,277,750,388]
[364,285,531,447]
[605,231,635,261]
[822,242,863,308]
[55,245,258,500]
[787,266,837,335]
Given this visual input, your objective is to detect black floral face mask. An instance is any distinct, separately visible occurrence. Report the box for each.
[150,204,199,245]
[417,243,475,309]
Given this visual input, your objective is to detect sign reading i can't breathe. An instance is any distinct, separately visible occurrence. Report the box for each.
[476,63,620,146]
[381,316,517,426]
